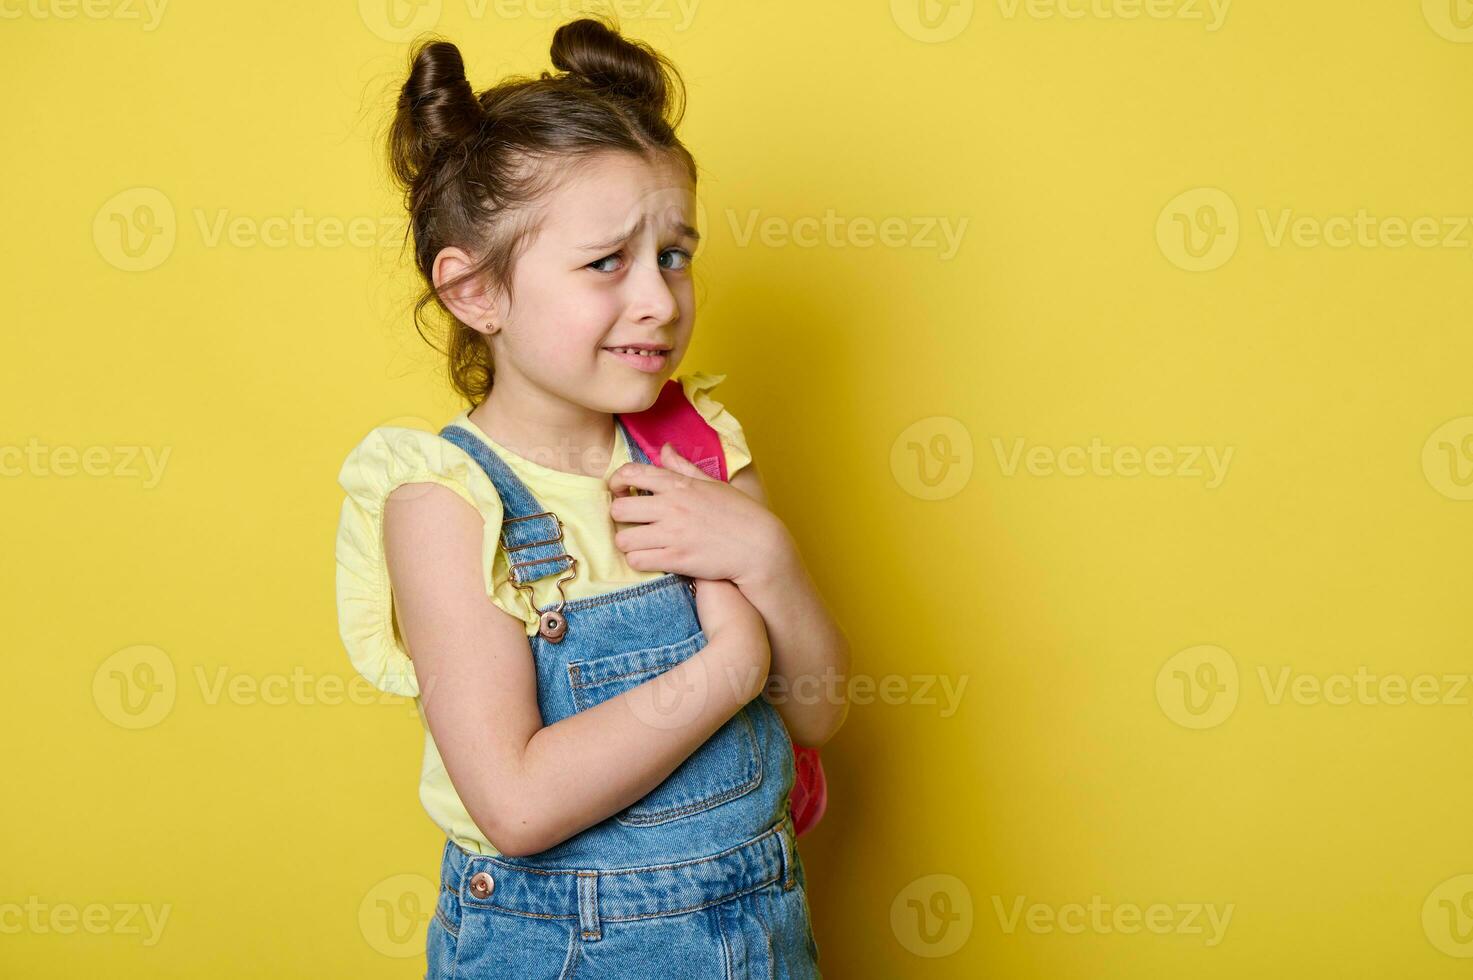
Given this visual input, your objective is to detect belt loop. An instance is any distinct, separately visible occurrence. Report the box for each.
[577,871,602,941]
[776,821,797,892]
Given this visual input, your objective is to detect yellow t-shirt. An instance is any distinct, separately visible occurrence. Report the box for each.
[334,372,752,855]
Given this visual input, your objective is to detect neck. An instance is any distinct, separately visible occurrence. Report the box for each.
[468,372,617,480]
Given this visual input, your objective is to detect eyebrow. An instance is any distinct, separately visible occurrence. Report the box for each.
[577,214,702,252]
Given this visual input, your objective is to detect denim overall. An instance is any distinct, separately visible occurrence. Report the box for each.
[426,418,821,979]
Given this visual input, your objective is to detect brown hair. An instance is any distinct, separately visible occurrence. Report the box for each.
[385,16,697,405]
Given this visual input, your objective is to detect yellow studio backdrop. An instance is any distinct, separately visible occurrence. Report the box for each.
[2,0,1471,976]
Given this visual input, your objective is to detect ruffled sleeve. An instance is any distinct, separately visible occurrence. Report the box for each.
[679,372,753,480]
[334,426,512,697]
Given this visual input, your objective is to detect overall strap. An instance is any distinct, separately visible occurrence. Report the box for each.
[439,424,574,587]
[615,416,654,466]
[438,419,648,586]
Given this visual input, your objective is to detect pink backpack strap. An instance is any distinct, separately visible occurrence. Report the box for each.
[618,380,728,482]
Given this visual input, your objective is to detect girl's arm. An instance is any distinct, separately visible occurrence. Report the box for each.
[728,461,853,749]
[383,481,769,858]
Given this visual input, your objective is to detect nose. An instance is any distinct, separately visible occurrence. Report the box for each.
[625,249,680,326]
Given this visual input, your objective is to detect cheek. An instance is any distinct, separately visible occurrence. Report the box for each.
[551,291,623,353]
[513,282,617,355]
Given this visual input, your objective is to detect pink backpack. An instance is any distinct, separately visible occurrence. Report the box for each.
[620,380,829,838]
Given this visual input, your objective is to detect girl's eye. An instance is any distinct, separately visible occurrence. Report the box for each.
[586,248,693,274]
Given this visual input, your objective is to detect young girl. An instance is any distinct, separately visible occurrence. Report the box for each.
[334,17,849,977]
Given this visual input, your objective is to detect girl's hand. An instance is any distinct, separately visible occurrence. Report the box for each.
[607,444,793,586]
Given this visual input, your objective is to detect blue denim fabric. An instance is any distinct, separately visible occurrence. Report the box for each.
[429,419,820,978]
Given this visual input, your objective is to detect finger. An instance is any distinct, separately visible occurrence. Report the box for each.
[660,442,715,481]
[607,461,684,497]
[608,492,664,524]
[612,523,668,555]
[622,546,680,573]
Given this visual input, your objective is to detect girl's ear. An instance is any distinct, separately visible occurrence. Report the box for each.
[432,245,504,337]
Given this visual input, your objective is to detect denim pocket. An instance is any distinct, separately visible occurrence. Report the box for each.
[567,630,763,826]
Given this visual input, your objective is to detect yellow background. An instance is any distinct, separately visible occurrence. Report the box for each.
[4,0,1472,976]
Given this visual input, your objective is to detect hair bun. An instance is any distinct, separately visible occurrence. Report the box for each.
[389,38,486,188]
[550,18,681,123]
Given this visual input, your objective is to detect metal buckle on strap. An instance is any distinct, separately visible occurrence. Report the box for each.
[501,512,578,643]
[500,511,566,552]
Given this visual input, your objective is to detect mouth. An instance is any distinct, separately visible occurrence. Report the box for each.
[601,345,670,374]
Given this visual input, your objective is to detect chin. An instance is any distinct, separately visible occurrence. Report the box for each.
[583,377,667,416]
